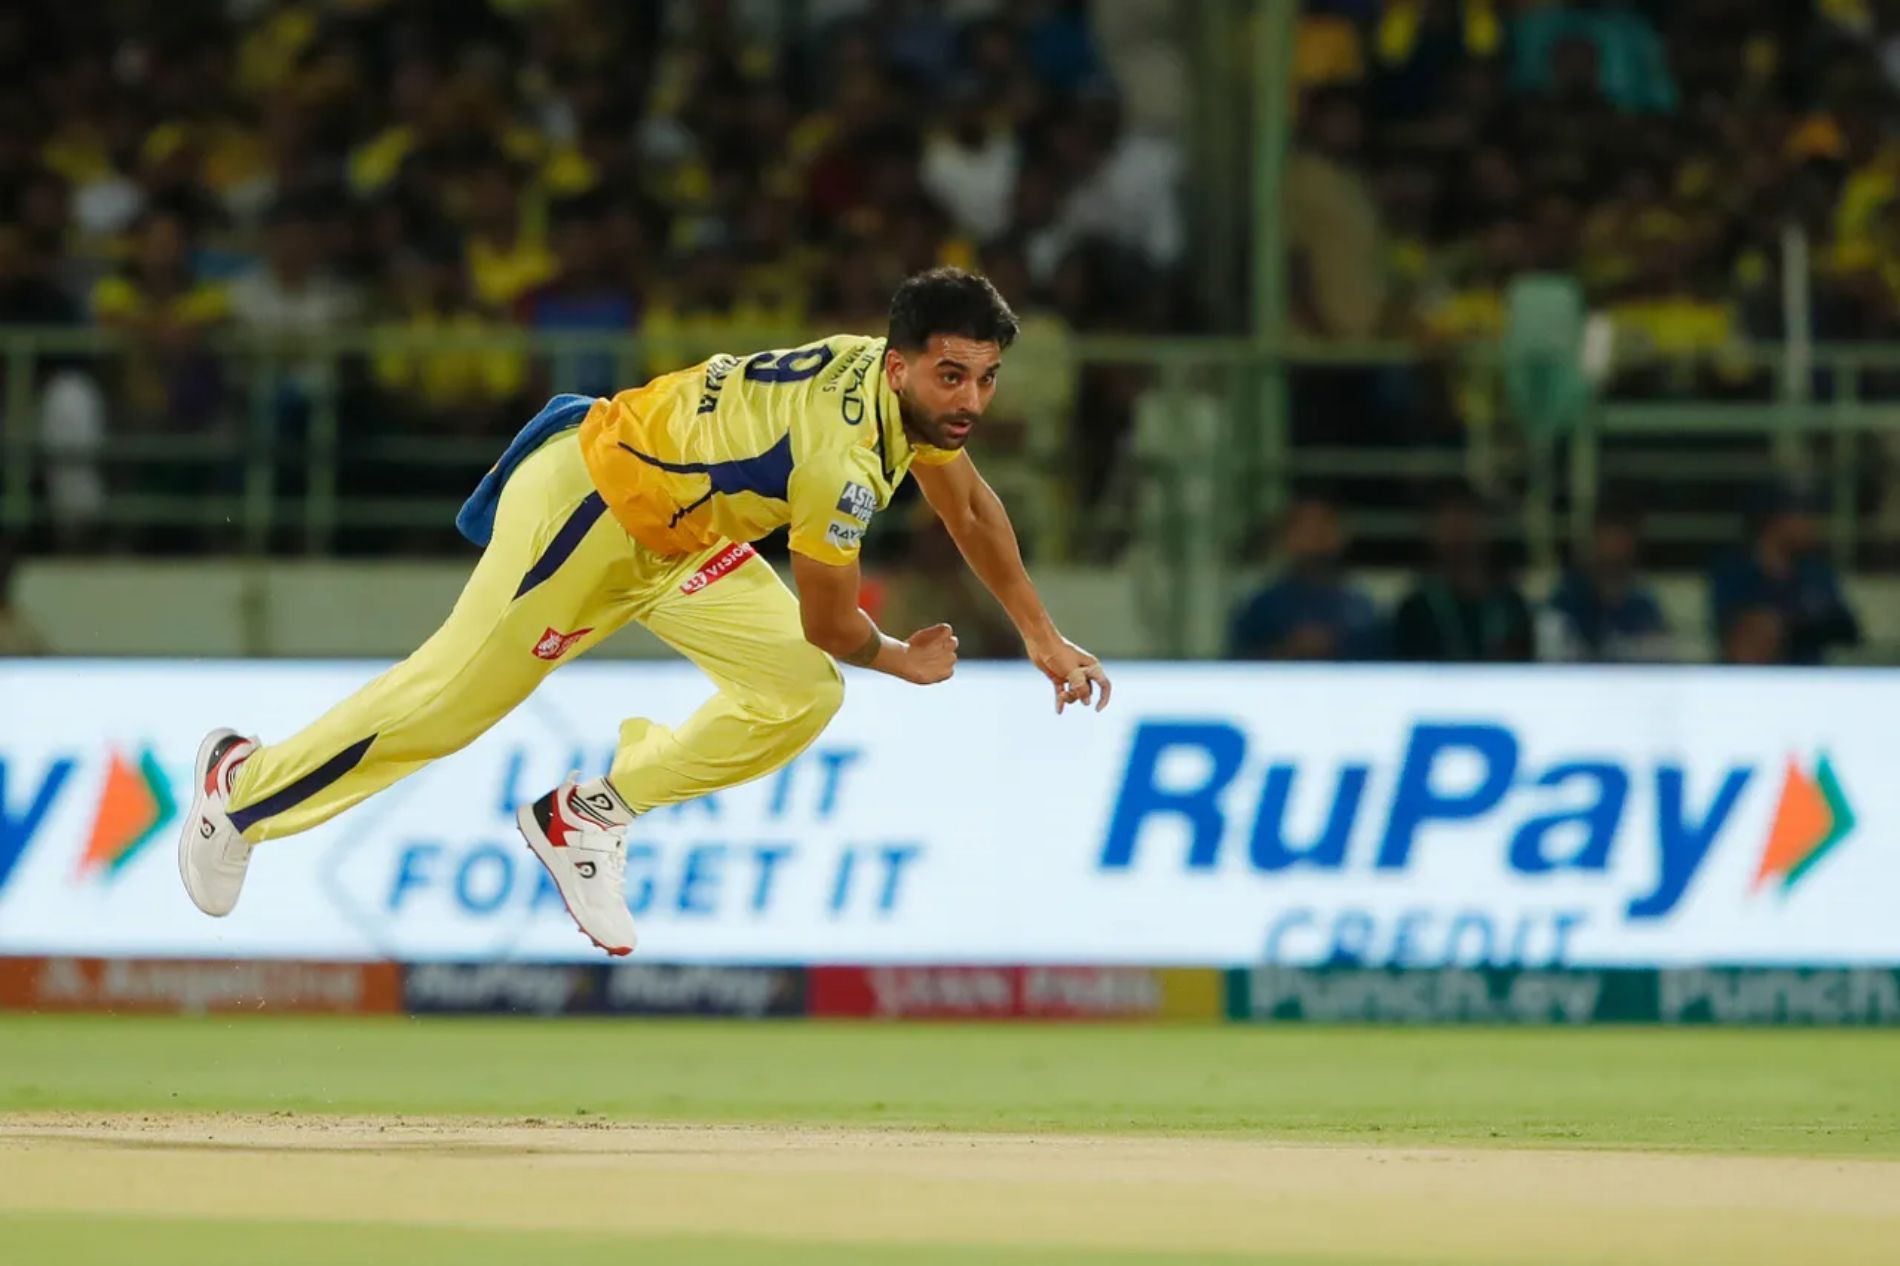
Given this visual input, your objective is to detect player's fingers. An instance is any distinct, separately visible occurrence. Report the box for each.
[1089,664,1112,711]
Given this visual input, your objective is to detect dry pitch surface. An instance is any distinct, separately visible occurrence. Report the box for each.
[6,1112,1900,1265]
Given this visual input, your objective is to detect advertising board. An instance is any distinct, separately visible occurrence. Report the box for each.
[3,662,1893,966]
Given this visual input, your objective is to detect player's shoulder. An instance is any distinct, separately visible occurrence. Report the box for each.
[782,335,884,443]
[743,331,878,359]
[820,331,882,355]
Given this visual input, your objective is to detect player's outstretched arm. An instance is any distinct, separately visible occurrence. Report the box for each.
[789,549,958,684]
[911,454,1111,713]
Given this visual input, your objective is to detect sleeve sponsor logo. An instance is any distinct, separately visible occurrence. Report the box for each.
[826,520,864,550]
[837,482,877,525]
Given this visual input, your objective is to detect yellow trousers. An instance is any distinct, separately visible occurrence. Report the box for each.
[225,430,843,842]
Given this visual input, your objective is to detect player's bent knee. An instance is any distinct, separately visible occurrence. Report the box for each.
[803,668,845,726]
[730,650,843,748]
[760,664,843,746]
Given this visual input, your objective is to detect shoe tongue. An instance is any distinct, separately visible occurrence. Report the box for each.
[566,779,635,827]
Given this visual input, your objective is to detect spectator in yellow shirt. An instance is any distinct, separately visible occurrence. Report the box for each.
[464,156,557,312]
[90,208,231,430]
[371,237,529,429]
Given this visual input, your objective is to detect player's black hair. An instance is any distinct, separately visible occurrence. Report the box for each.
[887,267,1019,353]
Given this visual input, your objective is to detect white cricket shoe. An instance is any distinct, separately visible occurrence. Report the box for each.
[518,775,638,956]
[177,727,260,917]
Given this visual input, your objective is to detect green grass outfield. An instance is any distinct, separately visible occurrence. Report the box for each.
[0,1216,1397,1266]
[5,1017,1900,1266]
[3,1015,1898,1152]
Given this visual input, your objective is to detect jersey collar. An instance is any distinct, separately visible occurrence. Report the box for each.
[873,340,903,485]
[873,340,957,482]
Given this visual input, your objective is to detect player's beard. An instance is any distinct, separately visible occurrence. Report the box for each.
[897,392,976,450]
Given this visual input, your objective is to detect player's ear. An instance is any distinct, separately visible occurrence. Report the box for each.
[884,346,908,392]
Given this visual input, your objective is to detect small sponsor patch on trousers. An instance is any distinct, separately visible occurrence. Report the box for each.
[680,541,758,595]
[533,626,594,660]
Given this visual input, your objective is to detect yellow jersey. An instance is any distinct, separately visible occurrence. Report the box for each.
[578,333,959,563]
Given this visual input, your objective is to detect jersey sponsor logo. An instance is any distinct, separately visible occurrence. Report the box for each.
[531,626,594,661]
[696,354,741,415]
[826,521,864,551]
[679,541,758,595]
[837,482,876,525]
[826,341,878,425]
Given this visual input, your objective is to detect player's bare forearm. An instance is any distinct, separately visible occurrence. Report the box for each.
[915,457,1057,649]
[840,621,884,667]
[956,494,1058,647]
[913,456,1110,711]
[835,612,916,676]
[789,550,957,684]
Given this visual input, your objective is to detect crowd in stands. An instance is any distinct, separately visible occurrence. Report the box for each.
[1291,0,1900,360]
[3,0,1897,665]
[0,0,1188,551]
[1229,481,1864,666]
[1242,0,1897,664]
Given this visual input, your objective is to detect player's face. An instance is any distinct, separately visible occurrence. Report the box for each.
[888,335,1003,451]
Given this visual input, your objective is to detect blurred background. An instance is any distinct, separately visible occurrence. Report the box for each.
[9,0,1900,667]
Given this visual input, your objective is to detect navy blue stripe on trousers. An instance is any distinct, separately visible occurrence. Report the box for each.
[228,734,377,835]
[514,491,607,601]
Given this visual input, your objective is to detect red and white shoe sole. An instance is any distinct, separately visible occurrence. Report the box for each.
[515,804,636,957]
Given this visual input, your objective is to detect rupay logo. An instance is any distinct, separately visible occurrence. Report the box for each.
[75,746,177,882]
[0,755,77,890]
[1099,720,1807,920]
[1752,754,1854,895]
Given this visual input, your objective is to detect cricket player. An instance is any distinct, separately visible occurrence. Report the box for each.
[178,267,1111,955]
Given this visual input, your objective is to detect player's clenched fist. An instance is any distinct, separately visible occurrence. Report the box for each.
[902,623,959,684]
